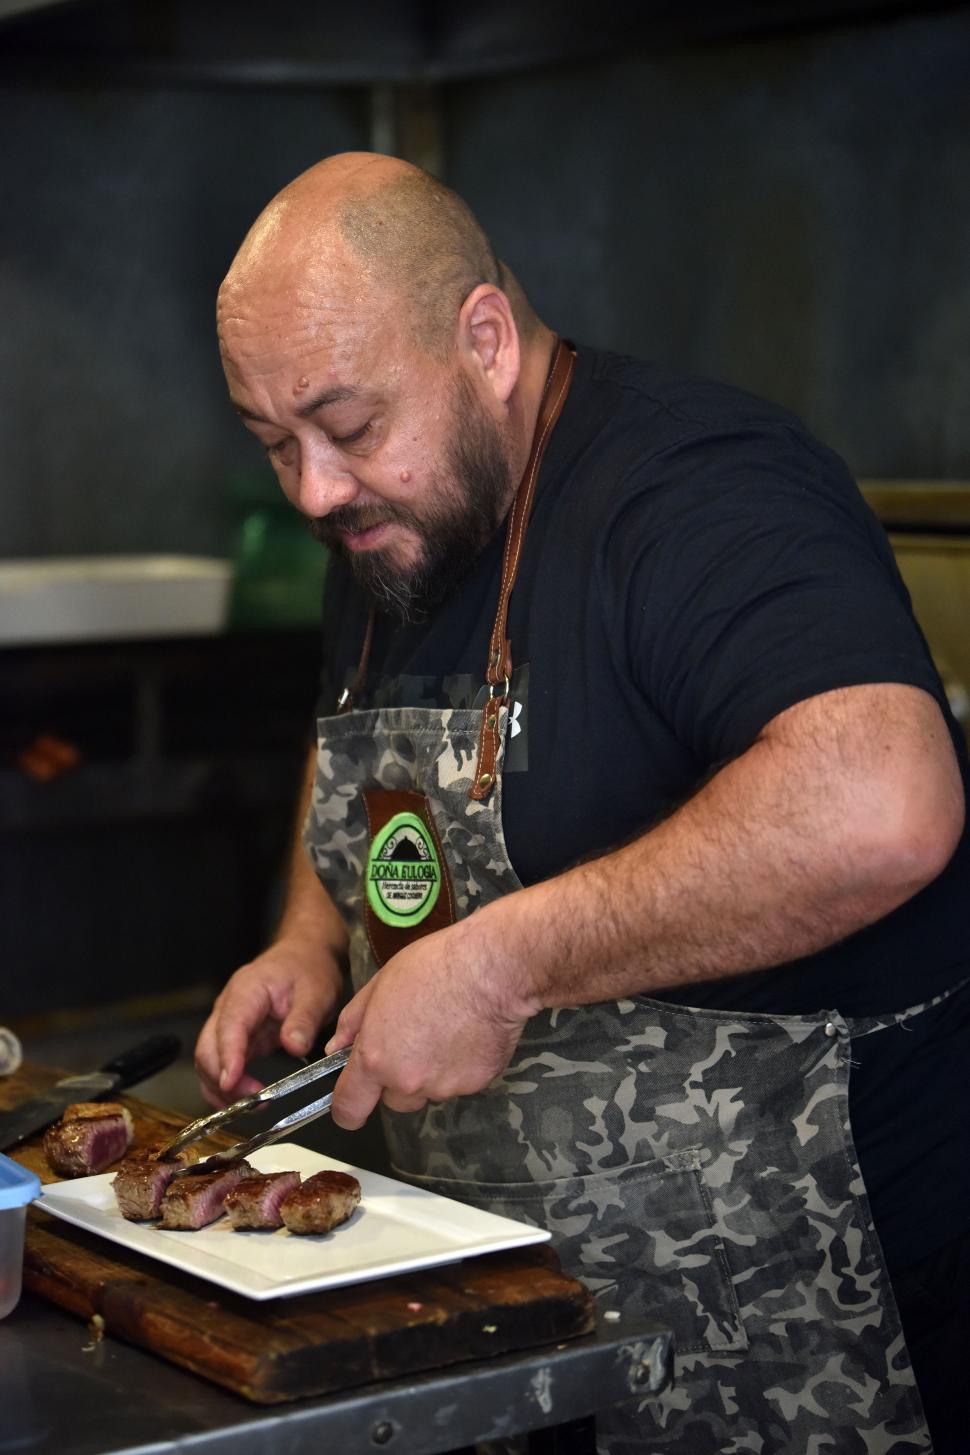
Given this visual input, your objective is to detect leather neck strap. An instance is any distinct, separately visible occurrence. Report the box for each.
[483,337,574,693]
[339,338,576,804]
[471,337,575,800]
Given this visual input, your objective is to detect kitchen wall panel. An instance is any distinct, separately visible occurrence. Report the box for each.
[447,7,970,481]
[0,83,366,558]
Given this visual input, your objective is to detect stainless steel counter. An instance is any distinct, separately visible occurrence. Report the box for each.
[1,1292,672,1455]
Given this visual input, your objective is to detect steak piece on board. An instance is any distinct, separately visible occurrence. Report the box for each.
[225,1171,302,1230]
[158,1161,254,1230]
[112,1146,198,1220]
[43,1102,135,1178]
[280,1170,361,1235]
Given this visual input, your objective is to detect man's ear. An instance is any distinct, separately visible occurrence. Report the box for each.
[457,283,521,410]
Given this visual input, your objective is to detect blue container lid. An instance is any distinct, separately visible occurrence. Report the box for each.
[0,1153,41,1209]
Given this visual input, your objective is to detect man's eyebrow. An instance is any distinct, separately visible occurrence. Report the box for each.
[230,399,268,423]
[229,386,360,424]
[295,386,359,418]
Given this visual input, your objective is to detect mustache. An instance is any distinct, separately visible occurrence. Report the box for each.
[308,501,418,545]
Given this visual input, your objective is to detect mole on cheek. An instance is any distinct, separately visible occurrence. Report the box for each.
[293,375,309,394]
[399,469,412,483]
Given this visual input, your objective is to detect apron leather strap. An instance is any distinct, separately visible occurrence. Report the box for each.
[337,602,376,714]
[470,338,575,800]
[337,338,576,772]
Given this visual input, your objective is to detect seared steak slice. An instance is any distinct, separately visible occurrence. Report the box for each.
[279,1170,361,1235]
[111,1145,198,1220]
[157,1160,253,1230]
[224,1171,302,1230]
[44,1101,135,1178]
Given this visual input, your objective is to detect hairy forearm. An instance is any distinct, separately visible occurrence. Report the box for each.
[490,747,881,1010]
[277,743,350,962]
[483,686,963,1015]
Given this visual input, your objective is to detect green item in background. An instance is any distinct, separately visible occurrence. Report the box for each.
[226,471,331,629]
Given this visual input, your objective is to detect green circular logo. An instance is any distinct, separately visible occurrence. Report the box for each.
[366,811,442,927]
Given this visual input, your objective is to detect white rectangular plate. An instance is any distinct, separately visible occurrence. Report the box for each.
[38,1144,550,1301]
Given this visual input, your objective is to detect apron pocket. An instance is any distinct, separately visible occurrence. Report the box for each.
[396,1148,748,1357]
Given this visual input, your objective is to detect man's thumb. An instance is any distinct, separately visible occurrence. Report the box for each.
[324,981,372,1054]
[281,972,343,1057]
[280,1016,314,1057]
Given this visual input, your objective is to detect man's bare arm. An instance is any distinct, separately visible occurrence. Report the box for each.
[499,682,964,1013]
[195,743,350,1105]
[328,683,965,1124]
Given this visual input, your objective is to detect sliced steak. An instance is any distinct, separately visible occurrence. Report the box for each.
[157,1160,254,1230]
[43,1102,135,1178]
[279,1170,361,1235]
[111,1145,198,1220]
[224,1171,302,1230]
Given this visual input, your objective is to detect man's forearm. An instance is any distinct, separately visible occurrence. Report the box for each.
[277,743,350,962]
[488,755,867,1012]
[483,685,963,1016]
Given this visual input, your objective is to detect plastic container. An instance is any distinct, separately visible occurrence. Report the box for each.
[0,1154,41,1318]
[229,508,329,629]
[225,468,329,630]
[0,1028,23,1076]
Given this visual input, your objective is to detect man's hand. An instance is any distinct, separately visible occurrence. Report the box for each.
[324,918,531,1129]
[195,941,344,1107]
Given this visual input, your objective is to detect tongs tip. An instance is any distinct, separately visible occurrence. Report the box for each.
[157,1047,352,1167]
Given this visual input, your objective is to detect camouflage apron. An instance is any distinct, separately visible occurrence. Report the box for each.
[304,343,933,1454]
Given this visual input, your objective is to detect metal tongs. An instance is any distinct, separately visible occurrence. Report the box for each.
[157,1047,351,1178]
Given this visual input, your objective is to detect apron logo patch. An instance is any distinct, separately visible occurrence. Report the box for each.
[366,811,442,927]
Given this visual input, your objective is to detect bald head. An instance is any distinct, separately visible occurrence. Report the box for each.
[219,152,538,361]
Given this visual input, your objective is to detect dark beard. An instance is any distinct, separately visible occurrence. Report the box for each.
[309,375,513,622]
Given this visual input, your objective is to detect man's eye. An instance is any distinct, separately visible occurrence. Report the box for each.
[331,421,372,447]
[265,438,295,462]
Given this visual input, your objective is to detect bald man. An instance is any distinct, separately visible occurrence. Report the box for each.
[199,154,969,1453]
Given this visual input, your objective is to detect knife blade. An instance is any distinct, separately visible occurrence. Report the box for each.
[0,1033,181,1151]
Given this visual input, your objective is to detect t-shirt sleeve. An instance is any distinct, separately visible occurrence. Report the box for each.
[603,424,945,764]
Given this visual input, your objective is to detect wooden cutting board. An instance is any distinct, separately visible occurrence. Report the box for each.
[3,1062,594,1404]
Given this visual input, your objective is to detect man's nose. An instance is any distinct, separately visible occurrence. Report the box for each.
[295,445,359,518]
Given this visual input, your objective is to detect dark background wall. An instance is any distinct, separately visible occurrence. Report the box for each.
[0,83,366,557]
[1,3,968,562]
[450,10,970,481]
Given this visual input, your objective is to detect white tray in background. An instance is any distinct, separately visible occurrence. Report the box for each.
[38,1143,549,1301]
[0,555,232,644]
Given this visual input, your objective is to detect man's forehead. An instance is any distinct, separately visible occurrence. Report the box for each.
[218,276,364,333]
[229,384,363,423]
[221,315,410,422]
[218,255,446,417]
[219,280,387,373]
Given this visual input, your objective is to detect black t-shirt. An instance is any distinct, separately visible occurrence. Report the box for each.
[319,343,970,1267]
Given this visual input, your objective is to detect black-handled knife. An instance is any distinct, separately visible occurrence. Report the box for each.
[0,1033,181,1152]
